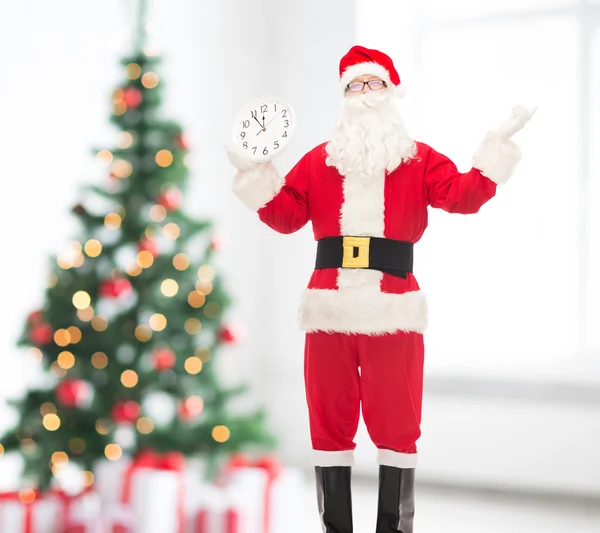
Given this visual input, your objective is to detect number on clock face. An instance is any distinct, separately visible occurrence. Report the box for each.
[232,97,295,163]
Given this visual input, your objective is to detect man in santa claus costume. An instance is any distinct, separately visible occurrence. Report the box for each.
[227,46,534,532]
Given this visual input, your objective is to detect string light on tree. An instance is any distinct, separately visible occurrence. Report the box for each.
[95,420,111,436]
[121,370,139,388]
[27,347,43,362]
[104,212,122,230]
[188,291,206,309]
[160,279,179,297]
[126,63,142,79]
[42,414,61,431]
[136,417,154,434]
[69,438,86,454]
[184,356,202,375]
[105,443,122,461]
[149,313,167,331]
[163,222,180,240]
[96,150,113,165]
[77,306,94,322]
[117,131,134,149]
[54,329,72,347]
[185,318,202,335]
[141,72,159,89]
[155,149,173,167]
[91,351,108,369]
[111,159,133,179]
[84,240,103,257]
[212,425,231,443]
[149,204,167,222]
[57,351,75,370]
[67,326,82,343]
[173,253,189,271]
[91,316,109,332]
[135,324,152,342]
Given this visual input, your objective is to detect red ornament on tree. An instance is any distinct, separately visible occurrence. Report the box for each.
[111,400,141,424]
[99,278,132,299]
[122,88,142,109]
[156,188,182,212]
[56,379,89,408]
[178,396,204,421]
[210,235,225,252]
[153,348,176,371]
[27,310,44,324]
[218,324,245,344]
[138,238,159,257]
[174,134,189,150]
[29,322,54,345]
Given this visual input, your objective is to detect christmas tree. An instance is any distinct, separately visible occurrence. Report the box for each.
[0,0,274,491]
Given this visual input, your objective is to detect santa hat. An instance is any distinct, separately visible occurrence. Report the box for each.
[339,45,407,98]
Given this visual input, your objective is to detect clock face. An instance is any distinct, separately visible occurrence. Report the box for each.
[231,96,295,163]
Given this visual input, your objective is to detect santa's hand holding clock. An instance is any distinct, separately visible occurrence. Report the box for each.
[226,45,534,532]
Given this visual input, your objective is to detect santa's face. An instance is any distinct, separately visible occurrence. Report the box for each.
[325,77,416,178]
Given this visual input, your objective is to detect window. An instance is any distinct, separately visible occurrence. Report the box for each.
[358,0,600,378]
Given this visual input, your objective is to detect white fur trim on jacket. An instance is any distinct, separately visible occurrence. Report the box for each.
[312,450,355,467]
[297,287,428,335]
[231,162,282,211]
[377,449,418,469]
[472,131,522,185]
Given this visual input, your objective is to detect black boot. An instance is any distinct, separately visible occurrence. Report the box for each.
[376,465,415,533]
[315,466,353,533]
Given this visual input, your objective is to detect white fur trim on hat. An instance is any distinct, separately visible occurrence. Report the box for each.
[340,61,406,97]
[340,62,392,89]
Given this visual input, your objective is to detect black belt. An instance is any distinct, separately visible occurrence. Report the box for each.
[315,236,413,279]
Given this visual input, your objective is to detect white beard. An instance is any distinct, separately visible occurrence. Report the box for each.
[325,90,417,177]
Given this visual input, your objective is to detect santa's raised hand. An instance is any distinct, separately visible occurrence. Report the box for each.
[496,105,537,141]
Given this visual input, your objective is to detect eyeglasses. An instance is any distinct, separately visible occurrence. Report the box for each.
[346,79,387,92]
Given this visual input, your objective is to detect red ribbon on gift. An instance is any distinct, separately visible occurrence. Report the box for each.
[0,487,95,533]
[224,454,281,533]
[0,490,38,533]
[121,449,186,533]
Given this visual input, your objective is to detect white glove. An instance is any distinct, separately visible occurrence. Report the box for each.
[496,105,537,142]
[224,141,258,172]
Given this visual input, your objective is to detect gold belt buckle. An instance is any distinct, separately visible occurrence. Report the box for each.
[342,236,370,268]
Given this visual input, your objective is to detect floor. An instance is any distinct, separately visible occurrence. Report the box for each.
[297,479,600,533]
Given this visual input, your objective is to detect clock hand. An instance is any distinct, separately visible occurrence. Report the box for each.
[264,111,283,128]
[252,115,264,131]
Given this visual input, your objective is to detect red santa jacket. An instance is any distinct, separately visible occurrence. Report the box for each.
[232,141,507,336]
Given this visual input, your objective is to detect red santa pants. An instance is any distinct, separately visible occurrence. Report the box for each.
[304,330,424,468]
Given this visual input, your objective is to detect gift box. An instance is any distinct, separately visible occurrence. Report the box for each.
[190,484,243,533]
[0,491,61,533]
[61,490,117,533]
[206,455,306,533]
[94,450,185,533]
